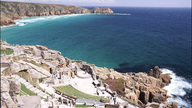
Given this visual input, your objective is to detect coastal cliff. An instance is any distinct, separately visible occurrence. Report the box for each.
[0,1,114,26]
[0,41,177,108]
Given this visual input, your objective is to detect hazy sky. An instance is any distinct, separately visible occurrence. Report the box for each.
[2,0,191,7]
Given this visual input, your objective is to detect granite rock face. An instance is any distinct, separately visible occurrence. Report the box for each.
[148,66,162,78]
[93,66,172,107]
[148,66,171,87]
[92,7,114,14]
[1,1,114,26]
[10,62,30,73]
[1,78,20,108]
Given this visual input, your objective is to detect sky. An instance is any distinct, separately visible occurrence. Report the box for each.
[1,0,191,7]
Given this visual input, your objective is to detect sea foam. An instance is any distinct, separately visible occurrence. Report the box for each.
[116,13,131,16]
[14,14,86,27]
[160,68,192,107]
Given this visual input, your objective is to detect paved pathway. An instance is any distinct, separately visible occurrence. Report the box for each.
[76,98,105,106]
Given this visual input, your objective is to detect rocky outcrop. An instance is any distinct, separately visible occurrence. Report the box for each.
[1,41,176,107]
[92,66,172,107]
[0,1,114,26]
[92,7,114,14]
[10,62,30,73]
[148,66,162,78]
[148,66,171,87]
[1,78,20,108]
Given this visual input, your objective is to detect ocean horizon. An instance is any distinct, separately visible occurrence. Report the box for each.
[1,7,191,107]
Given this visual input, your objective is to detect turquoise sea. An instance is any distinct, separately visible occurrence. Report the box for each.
[1,7,191,107]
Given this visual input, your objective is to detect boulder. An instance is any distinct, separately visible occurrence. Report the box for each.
[1,78,20,108]
[160,74,171,86]
[172,102,178,108]
[148,66,162,78]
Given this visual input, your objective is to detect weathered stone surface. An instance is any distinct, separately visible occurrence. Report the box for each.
[160,74,171,86]
[148,66,162,78]
[30,46,42,57]
[125,92,138,103]
[10,62,30,73]
[1,78,10,92]
[92,7,114,14]
[17,96,41,108]
[9,79,21,95]
[65,58,72,67]
[51,60,59,66]
[27,68,47,78]
[139,91,149,104]
[148,87,167,103]
[1,78,20,108]
[42,51,52,60]
[172,102,178,108]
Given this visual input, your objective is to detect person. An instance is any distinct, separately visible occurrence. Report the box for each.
[113,97,116,105]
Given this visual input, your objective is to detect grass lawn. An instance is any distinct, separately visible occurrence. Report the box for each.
[20,83,36,96]
[1,48,13,55]
[75,104,94,107]
[54,85,108,102]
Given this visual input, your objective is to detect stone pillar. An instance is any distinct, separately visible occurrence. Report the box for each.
[47,96,50,102]
[61,98,63,104]
[67,99,69,106]
[70,100,72,107]
[52,101,54,108]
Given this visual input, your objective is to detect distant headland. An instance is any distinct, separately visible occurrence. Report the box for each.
[0,1,114,26]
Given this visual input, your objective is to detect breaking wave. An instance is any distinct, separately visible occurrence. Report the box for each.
[14,14,87,26]
[115,13,131,15]
[160,68,192,108]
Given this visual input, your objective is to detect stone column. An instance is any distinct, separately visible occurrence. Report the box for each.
[52,101,54,108]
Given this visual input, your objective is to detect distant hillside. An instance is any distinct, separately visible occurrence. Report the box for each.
[0,1,113,26]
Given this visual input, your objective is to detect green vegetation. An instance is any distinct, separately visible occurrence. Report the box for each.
[102,78,125,96]
[75,104,93,107]
[150,104,159,108]
[1,48,13,55]
[23,59,49,70]
[16,71,29,81]
[16,71,44,92]
[39,78,43,83]
[2,67,11,76]
[7,56,11,60]
[54,85,108,102]
[23,59,41,67]
[20,83,36,96]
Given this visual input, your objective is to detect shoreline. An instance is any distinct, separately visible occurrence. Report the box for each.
[1,1,114,26]
[1,40,180,107]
